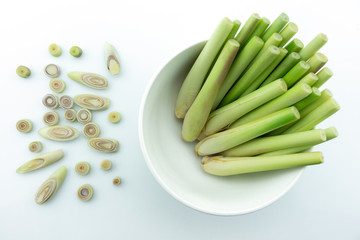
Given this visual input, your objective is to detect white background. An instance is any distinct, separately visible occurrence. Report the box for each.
[0,0,359,239]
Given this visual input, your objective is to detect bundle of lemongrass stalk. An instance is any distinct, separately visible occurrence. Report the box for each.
[175,13,340,176]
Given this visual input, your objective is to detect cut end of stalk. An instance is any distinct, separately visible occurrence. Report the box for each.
[314,52,328,63]
[253,36,265,45]
[300,61,310,69]
[228,39,240,47]
[319,129,327,141]
[251,13,261,20]
[290,52,301,60]
[223,17,233,25]
[293,38,304,48]
[280,12,289,22]
[262,17,271,25]
[329,98,341,110]
[290,106,301,119]
[325,127,339,139]
[322,89,333,98]
[269,45,280,54]
[318,33,328,43]
[273,33,283,41]
[312,87,321,96]
[300,82,312,94]
[288,22,298,32]
[321,67,333,77]
[277,79,288,91]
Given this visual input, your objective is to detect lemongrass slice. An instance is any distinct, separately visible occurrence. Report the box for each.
[39,125,79,141]
[49,78,66,93]
[68,72,108,89]
[28,141,42,153]
[64,109,77,122]
[43,111,59,126]
[100,159,112,170]
[77,184,94,201]
[113,177,122,185]
[42,94,59,109]
[16,65,31,78]
[88,138,119,153]
[75,161,91,175]
[77,109,92,124]
[35,166,67,205]
[44,64,60,78]
[16,149,64,173]
[104,42,121,75]
[74,94,110,110]
[16,119,33,133]
[108,111,121,123]
[83,122,100,138]
[48,43,62,57]
[59,95,74,109]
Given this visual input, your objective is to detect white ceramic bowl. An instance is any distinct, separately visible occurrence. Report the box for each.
[138,41,304,215]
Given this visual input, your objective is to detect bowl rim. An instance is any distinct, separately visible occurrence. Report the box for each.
[138,41,304,216]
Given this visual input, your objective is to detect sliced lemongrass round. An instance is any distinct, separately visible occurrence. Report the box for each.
[16,65,31,78]
[69,46,82,57]
[75,161,91,175]
[83,122,100,138]
[42,94,59,109]
[59,95,74,109]
[77,109,92,124]
[77,184,93,201]
[49,78,66,93]
[38,125,79,141]
[44,64,60,78]
[48,43,61,57]
[74,94,110,110]
[16,119,33,133]
[88,138,119,153]
[28,141,42,153]
[113,177,121,185]
[43,111,59,126]
[64,109,77,122]
[100,159,112,170]
[108,111,121,123]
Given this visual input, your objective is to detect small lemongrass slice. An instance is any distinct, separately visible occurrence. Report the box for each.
[77,109,92,124]
[100,160,112,170]
[48,43,62,57]
[16,119,33,133]
[68,72,108,89]
[77,184,94,201]
[108,111,121,123]
[43,111,59,126]
[64,109,77,122]
[59,95,74,109]
[74,94,110,111]
[28,141,42,153]
[16,65,31,78]
[44,64,60,78]
[75,161,91,175]
[42,94,59,109]
[39,125,79,141]
[49,78,66,93]
[113,177,121,185]
[16,149,64,173]
[69,46,82,57]
[104,42,120,75]
[88,138,119,153]
[83,122,100,138]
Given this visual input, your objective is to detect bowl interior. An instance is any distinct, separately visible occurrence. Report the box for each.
[139,41,304,215]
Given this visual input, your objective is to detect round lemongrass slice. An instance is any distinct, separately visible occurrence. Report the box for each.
[43,111,59,126]
[44,64,60,78]
[100,159,112,170]
[49,78,66,93]
[64,109,77,122]
[83,123,100,138]
[77,109,92,124]
[28,141,42,153]
[77,184,94,201]
[16,119,33,133]
[59,95,74,109]
[113,177,121,186]
[75,161,91,175]
[88,138,119,153]
[108,111,121,123]
[42,94,59,109]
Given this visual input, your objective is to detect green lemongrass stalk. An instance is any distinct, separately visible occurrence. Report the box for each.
[285,38,304,55]
[212,36,264,110]
[195,107,300,156]
[201,152,323,176]
[219,46,280,107]
[260,52,301,87]
[283,61,310,87]
[262,13,289,41]
[294,87,321,111]
[182,40,240,142]
[175,18,233,118]
[222,129,326,157]
[235,13,261,45]
[313,67,333,88]
[242,17,270,47]
[307,53,328,73]
[299,33,328,60]
[241,48,288,96]
[204,79,287,136]
[226,20,242,41]
[230,83,311,128]
[294,73,319,87]
[279,22,298,47]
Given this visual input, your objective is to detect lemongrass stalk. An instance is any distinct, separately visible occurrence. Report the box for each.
[285,38,304,55]
[226,20,241,41]
[294,73,319,87]
[175,18,234,119]
[235,13,261,45]
[260,52,301,87]
[283,61,310,87]
[294,87,321,111]
[182,40,239,141]
[16,150,64,174]
[195,107,300,156]
[212,37,264,110]
[242,17,270,47]
[299,33,328,60]
[202,152,323,176]
[306,53,328,73]
[222,129,326,157]
[313,67,333,88]
[204,79,287,136]
[230,83,311,128]
[279,22,298,47]
[261,13,289,41]
[219,46,280,106]
[241,48,287,96]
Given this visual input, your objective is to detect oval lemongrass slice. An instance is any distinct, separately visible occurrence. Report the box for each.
[43,111,59,126]
[35,166,67,205]
[299,33,328,61]
[59,95,74,109]
[64,109,77,122]
[16,149,64,173]
[77,109,92,124]
[16,119,33,133]
[44,64,60,78]
[74,94,110,111]
[104,42,121,75]
[75,161,91,175]
[39,125,79,141]
[88,138,119,153]
[49,78,66,93]
[201,152,323,176]
[100,159,112,171]
[313,67,333,88]
[42,94,59,109]
[77,184,94,201]
[28,141,42,153]
[68,72,108,89]
[83,122,100,138]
